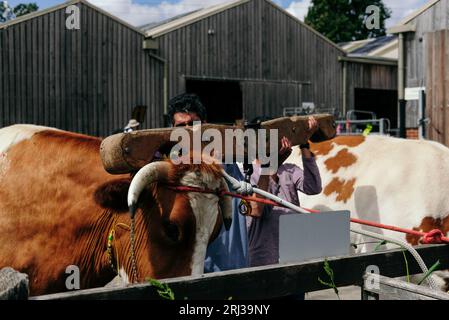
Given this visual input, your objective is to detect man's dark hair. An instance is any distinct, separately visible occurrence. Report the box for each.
[167,93,207,124]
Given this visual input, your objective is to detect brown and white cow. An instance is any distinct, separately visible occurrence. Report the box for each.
[0,125,232,296]
[286,135,449,289]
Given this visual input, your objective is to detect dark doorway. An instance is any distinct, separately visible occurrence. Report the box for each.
[186,79,243,124]
[354,88,398,129]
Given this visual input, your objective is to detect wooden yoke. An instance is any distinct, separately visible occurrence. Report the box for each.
[100,114,336,174]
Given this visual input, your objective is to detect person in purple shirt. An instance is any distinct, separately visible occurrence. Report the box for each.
[245,116,323,268]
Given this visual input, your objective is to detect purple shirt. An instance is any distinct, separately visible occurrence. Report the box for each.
[246,157,322,267]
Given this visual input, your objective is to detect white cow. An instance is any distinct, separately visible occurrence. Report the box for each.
[286,135,449,290]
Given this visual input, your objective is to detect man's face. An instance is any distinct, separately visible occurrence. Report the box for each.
[173,112,203,127]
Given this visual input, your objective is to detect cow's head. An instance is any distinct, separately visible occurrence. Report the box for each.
[94,158,232,282]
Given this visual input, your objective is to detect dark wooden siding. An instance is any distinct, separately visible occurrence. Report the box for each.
[0,3,164,137]
[345,62,398,112]
[403,0,449,127]
[425,30,449,145]
[150,0,344,120]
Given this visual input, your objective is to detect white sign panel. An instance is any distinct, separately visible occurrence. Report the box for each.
[405,87,425,101]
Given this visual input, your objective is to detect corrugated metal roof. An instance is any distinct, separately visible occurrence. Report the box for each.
[350,35,396,55]
[339,35,398,59]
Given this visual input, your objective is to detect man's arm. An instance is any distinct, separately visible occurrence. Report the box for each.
[249,136,291,217]
[295,147,322,195]
[295,116,322,195]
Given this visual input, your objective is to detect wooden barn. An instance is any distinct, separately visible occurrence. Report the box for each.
[0,0,399,134]
[140,0,346,124]
[388,0,449,143]
[339,36,398,134]
[141,0,398,128]
[0,0,164,137]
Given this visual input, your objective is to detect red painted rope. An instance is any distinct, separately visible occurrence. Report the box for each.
[168,185,449,244]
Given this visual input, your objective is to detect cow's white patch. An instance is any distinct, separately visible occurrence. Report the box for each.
[118,267,130,284]
[180,171,221,275]
[0,152,10,181]
[287,135,449,255]
[0,124,57,154]
[0,125,57,180]
[104,270,129,288]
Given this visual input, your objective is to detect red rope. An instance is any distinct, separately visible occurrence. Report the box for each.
[168,185,449,245]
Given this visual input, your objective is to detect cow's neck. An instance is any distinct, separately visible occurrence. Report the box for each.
[103,210,155,284]
[74,209,118,289]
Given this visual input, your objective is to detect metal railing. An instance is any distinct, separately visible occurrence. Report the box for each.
[335,118,391,136]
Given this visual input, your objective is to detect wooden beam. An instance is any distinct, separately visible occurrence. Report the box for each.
[31,244,449,300]
[100,114,336,174]
[362,274,449,300]
[338,56,398,66]
[142,39,159,50]
[387,24,416,34]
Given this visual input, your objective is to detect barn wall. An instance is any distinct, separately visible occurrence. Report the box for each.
[0,2,164,137]
[345,61,398,112]
[151,0,344,121]
[403,0,449,127]
[425,29,449,146]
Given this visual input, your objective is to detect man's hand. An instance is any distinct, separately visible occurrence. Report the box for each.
[306,116,318,133]
[301,116,318,159]
[278,136,292,165]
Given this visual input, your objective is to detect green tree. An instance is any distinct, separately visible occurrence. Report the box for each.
[13,3,38,17]
[0,1,38,23]
[0,1,15,22]
[304,0,392,43]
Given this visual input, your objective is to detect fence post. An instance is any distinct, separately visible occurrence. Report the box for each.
[0,267,29,300]
[399,99,406,138]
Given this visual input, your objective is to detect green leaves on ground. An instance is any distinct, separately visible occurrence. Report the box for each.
[318,259,340,300]
[147,278,175,300]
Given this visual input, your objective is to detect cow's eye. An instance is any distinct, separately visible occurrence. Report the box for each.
[163,221,180,242]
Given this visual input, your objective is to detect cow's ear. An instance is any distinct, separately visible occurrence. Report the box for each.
[94,178,131,212]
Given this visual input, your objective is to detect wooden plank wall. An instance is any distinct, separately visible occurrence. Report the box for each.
[153,0,344,120]
[403,0,449,127]
[345,62,398,113]
[0,3,164,137]
[425,30,449,146]
[241,81,302,119]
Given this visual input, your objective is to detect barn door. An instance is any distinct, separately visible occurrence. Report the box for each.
[425,30,449,145]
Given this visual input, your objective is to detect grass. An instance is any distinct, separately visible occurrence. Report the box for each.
[147,278,175,300]
[318,259,340,300]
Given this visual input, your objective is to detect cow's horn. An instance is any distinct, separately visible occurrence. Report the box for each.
[127,161,170,218]
[219,178,233,230]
